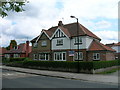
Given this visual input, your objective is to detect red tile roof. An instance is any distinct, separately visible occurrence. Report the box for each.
[106,42,120,47]
[31,21,101,42]
[88,40,116,51]
[5,43,31,54]
[0,47,8,54]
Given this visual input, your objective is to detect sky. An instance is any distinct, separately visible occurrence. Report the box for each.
[0,0,119,47]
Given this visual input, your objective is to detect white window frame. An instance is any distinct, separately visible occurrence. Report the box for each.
[93,53,100,60]
[54,52,66,61]
[74,37,82,44]
[33,54,38,60]
[5,54,10,58]
[41,41,47,46]
[39,53,49,61]
[74,52,83,61]
[56,39,63,46]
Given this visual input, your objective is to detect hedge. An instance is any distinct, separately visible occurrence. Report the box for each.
[4,58,120,73]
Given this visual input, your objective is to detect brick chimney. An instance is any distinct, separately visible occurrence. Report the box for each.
[58,21,63,26]
[10,43,13,50]
[26,41,29,57]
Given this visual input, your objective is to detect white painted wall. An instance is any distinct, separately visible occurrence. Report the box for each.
[111,46,120,53]
[52,36,94,50]
[52,37,70,50]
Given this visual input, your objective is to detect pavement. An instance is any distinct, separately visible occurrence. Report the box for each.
[0,65,119,84]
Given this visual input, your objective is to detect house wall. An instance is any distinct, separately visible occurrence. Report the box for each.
[87,51,115,61]
[31,33,52,60]
[32,33,51,52]
[105,52,115,61]
[52,36,93,50]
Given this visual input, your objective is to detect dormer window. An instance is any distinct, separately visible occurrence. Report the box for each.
[41,41,47,46]
[56,39,63,46]
[74,37,82,45]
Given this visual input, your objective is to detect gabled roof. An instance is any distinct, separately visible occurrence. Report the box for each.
[88,40,116,52]
[31,21,101,42]
[5,43,31,54]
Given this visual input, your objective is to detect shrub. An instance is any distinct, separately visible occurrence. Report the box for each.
[9,57,27,62]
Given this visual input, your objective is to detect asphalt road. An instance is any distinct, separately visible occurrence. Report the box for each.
[2,69,118,88]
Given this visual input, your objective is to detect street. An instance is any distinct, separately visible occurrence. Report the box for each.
[2,69,118,88]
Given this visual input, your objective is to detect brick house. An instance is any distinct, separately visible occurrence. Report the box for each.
[106,42,120,59]
[0,47,8,57]
[4,41,31,58]
[31,21,115,61]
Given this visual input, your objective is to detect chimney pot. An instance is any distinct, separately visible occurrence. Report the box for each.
[58,21,63,26]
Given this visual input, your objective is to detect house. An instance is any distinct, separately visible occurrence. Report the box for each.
[31,21,115,61]
[0,47,8,57]
[4,41,31,58]
[106,42,120,59]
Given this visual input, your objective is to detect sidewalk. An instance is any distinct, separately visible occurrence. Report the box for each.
[1,65,119,84]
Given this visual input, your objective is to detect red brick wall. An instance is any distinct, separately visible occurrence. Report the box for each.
[87,51,115,61]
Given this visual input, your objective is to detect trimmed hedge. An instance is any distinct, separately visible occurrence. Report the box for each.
[4,58,120,73]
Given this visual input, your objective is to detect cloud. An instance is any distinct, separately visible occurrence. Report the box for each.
[94,30,118,44]
[0,0,119,47]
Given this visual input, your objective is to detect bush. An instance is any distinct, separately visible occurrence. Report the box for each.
[9,57,27,62]
[4,59,120,73]
[93,60,119,70]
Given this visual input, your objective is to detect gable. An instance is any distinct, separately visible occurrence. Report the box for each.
[53,29,66,38]
[40,32,49,40]
[51,28,69,39]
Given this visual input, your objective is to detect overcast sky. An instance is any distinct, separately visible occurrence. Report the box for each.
[0,0,119,47]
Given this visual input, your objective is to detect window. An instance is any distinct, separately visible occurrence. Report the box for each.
[74,37,82,44]
[39,53,49,60]
[14,54,20,58]
[33,54,38,60]
[74,52,83,60]
[33,43,38,48]
[41,41,47,46]
[54,52,66,61]
[56,39,63,46]
[5,54,10,58]
[93,53,100,60]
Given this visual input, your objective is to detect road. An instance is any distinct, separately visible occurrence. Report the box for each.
[2,69,118,88]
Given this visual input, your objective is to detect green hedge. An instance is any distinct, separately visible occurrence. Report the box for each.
[4,58,120,72]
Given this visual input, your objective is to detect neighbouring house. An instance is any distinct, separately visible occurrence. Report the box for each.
[4,41,31,58]
[106,42,120,59]
[0,47,8,58]
[31,21,115,61]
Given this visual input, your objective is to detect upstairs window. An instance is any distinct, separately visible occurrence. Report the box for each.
[33,42,38,48]
[74,37,82,45]
[41,41,47,47]
[56,39,63,46]
[93,53,100,60]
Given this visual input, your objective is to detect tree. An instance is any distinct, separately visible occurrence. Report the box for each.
[0,0,28,18]
[6,40,17,50]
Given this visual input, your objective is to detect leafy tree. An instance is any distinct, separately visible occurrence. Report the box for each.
[6,40,17,50]
[0,0,28,18]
